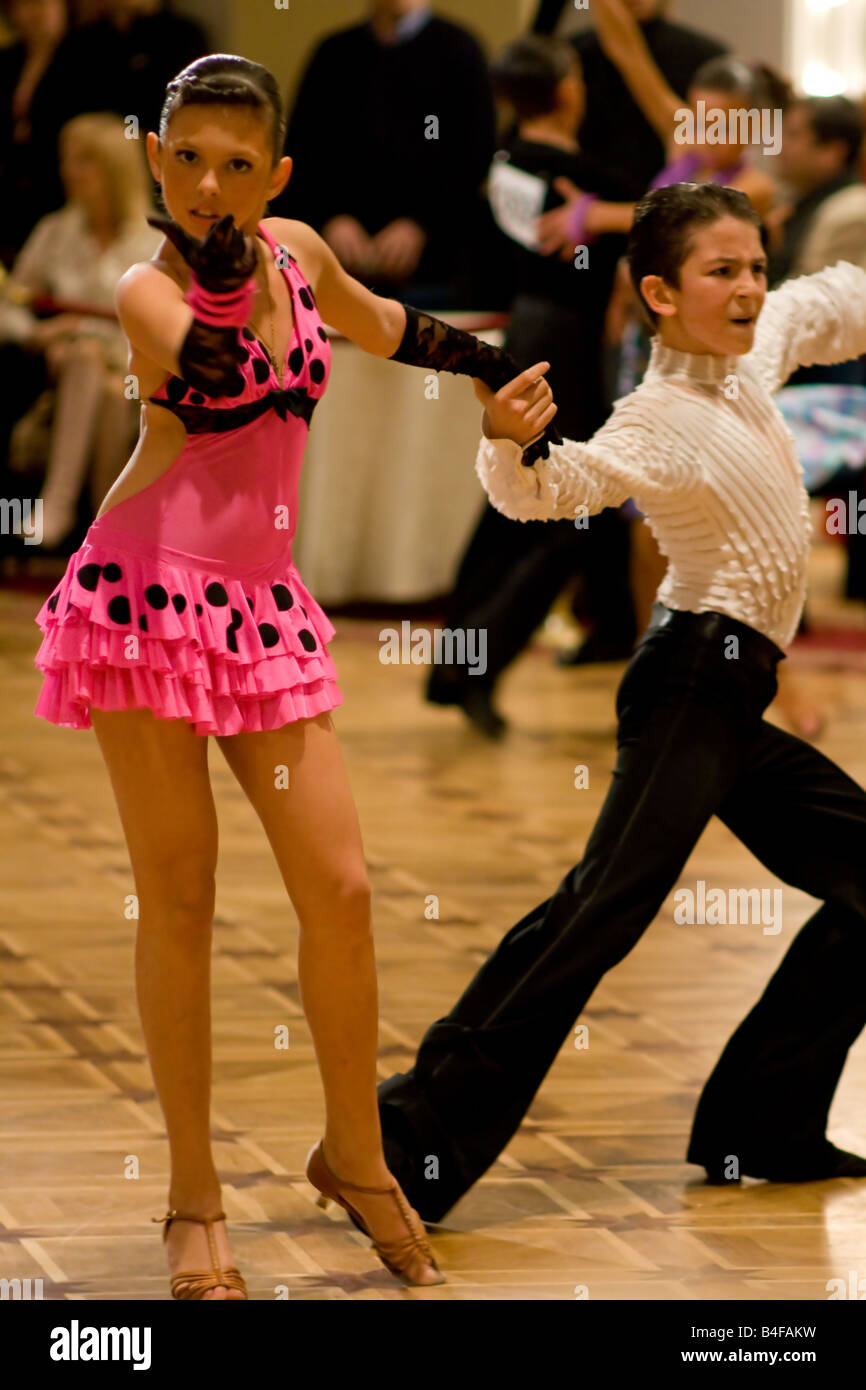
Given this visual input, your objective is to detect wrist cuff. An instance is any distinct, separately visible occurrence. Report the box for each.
[185,272,255,327]
[568,194,599,248]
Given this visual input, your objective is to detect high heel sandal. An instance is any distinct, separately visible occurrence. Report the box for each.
[305,1139,445,1286]
[151,1209,248,1300]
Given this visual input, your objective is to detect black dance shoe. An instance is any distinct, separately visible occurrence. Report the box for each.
[425,669,507,737]
[698,1141,866,1185]
[460,685,507,739]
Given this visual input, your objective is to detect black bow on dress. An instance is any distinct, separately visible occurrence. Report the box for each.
[147,384,318,434]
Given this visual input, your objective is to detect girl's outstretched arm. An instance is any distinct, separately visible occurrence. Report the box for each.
[290,218,523,391]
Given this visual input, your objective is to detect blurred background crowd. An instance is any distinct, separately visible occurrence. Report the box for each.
[2,0,866,734]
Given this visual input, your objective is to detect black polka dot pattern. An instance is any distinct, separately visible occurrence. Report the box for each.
[107,595,131,625]
[60,559,327,668]
[309,359,325,384]
[204,581,228,607]
[223,370,246,397]
[77,563,102,591]
[252,357,270,384]
[226,606,244,654]
[299,287,313,311]
[304,338,313,352]
[317,326,327,342]
[271,583,293,610]
[288,347,304,375]
[145,583,168,609]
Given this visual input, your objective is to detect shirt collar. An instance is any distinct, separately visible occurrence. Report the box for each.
[644,336,740,386]
[370,4,433,45]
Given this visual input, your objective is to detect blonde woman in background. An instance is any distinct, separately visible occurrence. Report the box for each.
[0,111,160,547]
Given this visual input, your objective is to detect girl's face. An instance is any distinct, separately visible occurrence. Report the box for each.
[146,103,292,241]
[644,216,768,356]
[686,86,750,170]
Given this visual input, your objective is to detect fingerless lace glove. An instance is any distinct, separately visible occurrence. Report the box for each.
[147,213,258,397]
[388,304,562,463]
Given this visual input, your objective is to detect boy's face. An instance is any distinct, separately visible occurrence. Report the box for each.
[645,216,768,356]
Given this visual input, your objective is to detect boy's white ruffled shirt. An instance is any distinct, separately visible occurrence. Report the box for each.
[475,261,866,650]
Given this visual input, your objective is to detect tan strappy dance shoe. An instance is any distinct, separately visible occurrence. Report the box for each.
[151,1209,248,1300]
[306,1139,445,1286]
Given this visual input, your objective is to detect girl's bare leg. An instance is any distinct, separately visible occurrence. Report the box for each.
[90,706,242,1299]
[215,712,435,1259]
[38,340,105,547]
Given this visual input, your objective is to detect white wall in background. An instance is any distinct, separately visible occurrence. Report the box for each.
[790,0,866,96]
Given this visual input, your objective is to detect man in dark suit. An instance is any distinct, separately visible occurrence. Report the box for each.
[272,0,496,310]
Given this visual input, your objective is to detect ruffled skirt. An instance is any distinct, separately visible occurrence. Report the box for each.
[33,532,343,735]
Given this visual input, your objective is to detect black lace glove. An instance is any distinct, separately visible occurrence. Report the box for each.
[388,305,562,463]
[146,212,258,397]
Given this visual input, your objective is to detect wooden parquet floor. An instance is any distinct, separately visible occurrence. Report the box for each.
[2,544,866,1301]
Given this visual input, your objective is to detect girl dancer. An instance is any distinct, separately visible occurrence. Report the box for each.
[376,183,866,1223]
[32,53,529,1298]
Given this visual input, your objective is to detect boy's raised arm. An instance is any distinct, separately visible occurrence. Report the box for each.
[751,261,866,395]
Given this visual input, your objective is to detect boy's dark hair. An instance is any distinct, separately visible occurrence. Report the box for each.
[490,36,579,121]
[159,54,285,167]
[794,95,864,172]
[627,183,769,327]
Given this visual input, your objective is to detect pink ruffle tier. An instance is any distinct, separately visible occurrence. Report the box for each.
[33,537,343,735]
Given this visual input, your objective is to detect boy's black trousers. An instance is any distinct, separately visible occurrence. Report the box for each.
[378,605,866,1219]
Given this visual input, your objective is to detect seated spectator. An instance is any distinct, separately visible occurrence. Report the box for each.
[0,111,160,549]
[271,0,496,309]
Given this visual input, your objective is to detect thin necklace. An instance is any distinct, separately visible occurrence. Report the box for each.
[255,246,280,384]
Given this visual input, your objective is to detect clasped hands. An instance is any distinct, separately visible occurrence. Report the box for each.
[473,361,557,448]
[323,215,427,280]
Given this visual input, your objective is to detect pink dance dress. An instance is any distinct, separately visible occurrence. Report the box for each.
[33,221,343,735]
